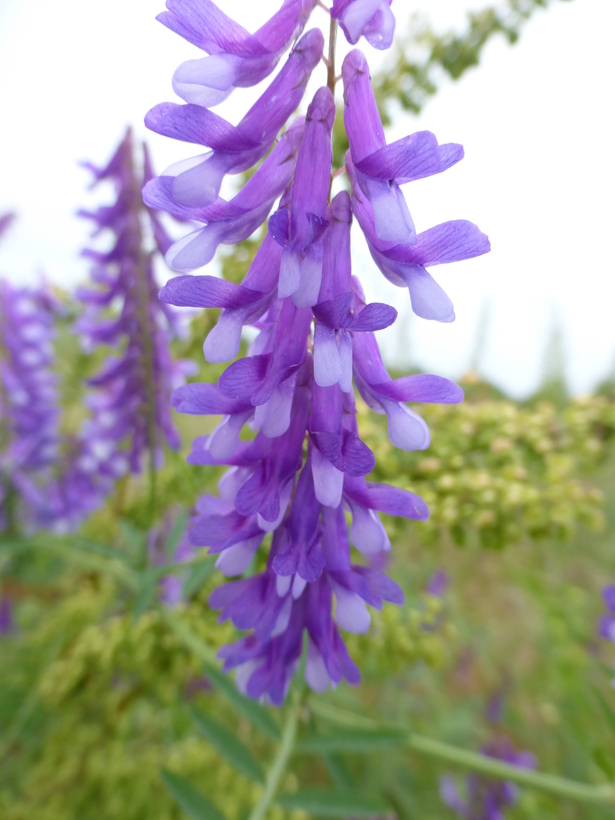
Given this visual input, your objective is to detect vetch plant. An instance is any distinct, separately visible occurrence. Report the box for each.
[73,128,196,518]
[145,0,489,704]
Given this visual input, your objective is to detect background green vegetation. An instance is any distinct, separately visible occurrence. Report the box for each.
[2,338,615,818]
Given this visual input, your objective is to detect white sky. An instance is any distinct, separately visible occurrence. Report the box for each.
[0,0,613,397]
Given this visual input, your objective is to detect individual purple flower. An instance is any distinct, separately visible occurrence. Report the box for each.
[149,0,490,703]
[347,155,490,321]
[146,118,305,273]
[146,29,323,209]
[158,0,318,107]
[343,49,463,245]
[0,280,62,532]
[332,0,395,50]
[440,737,536,820]
[77,128,195,478]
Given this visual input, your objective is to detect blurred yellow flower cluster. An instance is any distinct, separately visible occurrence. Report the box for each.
[359,393,613,549]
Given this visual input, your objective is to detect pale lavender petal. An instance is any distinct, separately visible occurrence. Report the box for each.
[204,312,244,363]
[305,639,331,691]
[216,535,262,576]
[333,583,371,633]
[312,445,344,507]
[383,400,430,450]
[314,324,342,388]
[363,176,416,244]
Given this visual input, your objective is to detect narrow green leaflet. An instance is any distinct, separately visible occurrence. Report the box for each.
[190,706,264,783]
[75,537,135,564]
[593,685,615,736]
[183,556,216,598]
[119,519,147,563]
[133,568,159,621]
[204,663,280,739]
[323,754,354,788]
[166,509,189,559]
[276,789,391,817]
[297,728,406,754]
[160,768,227,820]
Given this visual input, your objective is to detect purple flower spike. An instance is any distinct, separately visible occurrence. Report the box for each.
[343,49,463,245]
[269,87,336,307]
[74,129,195,492]
[158,0,318,107]
[332,0,395,50]
[146,29,323,209]
[0,279,63,532]
[149,0,489,702]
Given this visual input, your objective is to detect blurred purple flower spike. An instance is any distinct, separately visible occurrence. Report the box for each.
[0,280,62,532]
[441,736,536,820]
[149,0,489,702]
[597,585,615,685]
[76,128,195,481]
[426,568,450,597]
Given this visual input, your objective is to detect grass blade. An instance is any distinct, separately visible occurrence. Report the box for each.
[191,706,264,783]
[204,663,280,739]
[160,768,226,820]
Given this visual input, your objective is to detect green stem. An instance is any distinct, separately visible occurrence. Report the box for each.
[308,699,615,806]
[248,700,299,820]
[326,16,337,96]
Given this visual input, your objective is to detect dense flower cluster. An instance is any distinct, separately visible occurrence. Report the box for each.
[440,737,536,819]
[0,279,62,532]
[146,0,489,703]
[75,128,195,495]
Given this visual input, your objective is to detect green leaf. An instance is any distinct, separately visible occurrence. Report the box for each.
[593,685,615,736]
[160,768,227,820]
[190,706,264,783]
[166,510,189,559]
[75,537,134,564]
[297,728,406,754]
[183,556,216,598]
[323,754,354,788]
[203,663,280,739]
[276,789,391,817]
[133,569,159,621]
[119,520,147,563]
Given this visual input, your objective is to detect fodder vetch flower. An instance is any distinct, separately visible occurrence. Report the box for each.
[146,0,490,704]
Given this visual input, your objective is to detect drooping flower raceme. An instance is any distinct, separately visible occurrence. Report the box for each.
[0,280,62,532]
[147,0,489,704]
[440,737,536,820]
[75,128,195,491]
